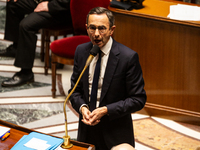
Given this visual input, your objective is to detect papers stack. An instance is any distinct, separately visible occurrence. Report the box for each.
[0,126,10,138]
[167,4,200,21]
[11,132,63,150]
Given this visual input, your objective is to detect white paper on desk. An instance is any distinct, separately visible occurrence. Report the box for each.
[24,137,51,150]
[168,4,200,21]
[0,126,10,137]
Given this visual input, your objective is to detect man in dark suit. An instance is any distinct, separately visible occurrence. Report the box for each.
[0,0,71,87]
[69,7,146,150]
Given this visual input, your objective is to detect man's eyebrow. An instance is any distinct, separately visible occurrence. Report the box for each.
[89,24,106,27]
[98,25,106,28]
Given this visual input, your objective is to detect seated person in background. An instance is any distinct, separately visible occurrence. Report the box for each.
[111,143,136,150]
[0,0,71,87]
[69,7,146,150]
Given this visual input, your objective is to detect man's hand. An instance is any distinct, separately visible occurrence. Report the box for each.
[34,1,49,12]
[81,106,108,126]
[81,106,92,125]
[89,106,108,126]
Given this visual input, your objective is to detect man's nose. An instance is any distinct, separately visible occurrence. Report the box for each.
[94,29,100,36]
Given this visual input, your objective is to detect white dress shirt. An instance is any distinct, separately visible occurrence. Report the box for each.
[79,37,113,113]
[88,37,113,108]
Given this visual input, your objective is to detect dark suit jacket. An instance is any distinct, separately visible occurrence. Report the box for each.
[69,39,146,149]
[48,0,71,21]
[48,0,70,14]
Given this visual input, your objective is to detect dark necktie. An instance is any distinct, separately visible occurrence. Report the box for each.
[90,51,101,111]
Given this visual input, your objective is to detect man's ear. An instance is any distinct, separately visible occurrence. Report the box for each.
[85,24,90,35]
[110,25,116,36]
[85,24,88,30]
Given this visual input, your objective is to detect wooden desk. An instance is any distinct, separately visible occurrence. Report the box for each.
[109,0,200,125]
[0,120,94,150]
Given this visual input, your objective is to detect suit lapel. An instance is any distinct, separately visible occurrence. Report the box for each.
[100,41,119,102]
[83,67,89,102]
[82,43,93,103]
[82,41,120,104]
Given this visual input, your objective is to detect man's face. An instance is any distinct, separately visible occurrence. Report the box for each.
[86,14,115,48]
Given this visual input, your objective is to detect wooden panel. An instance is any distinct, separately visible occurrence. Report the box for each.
[109,0,200,124]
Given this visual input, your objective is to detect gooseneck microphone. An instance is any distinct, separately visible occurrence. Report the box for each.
[85,45,100,67]
[90,45,100,56]
[62,45,100,149]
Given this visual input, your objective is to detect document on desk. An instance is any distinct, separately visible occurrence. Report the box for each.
[24,137,51,150]
[11,132,63,150]
[0,126,10,138]
[167,4,200,21]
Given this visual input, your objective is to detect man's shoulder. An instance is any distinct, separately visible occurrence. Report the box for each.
[76,41,92,51]
[113,40,137,55]
[75,41,92,56]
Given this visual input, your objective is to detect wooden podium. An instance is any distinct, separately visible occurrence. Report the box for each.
[109,0,200,125]
[0,120,94,150]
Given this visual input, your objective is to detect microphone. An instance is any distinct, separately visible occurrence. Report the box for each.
[61,45,100,149]
[85,45,100,67]
[90,45,100,56]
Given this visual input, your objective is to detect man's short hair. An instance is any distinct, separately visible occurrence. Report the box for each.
[86,7,115,29]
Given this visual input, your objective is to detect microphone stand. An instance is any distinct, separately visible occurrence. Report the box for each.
[61,55,95,149]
